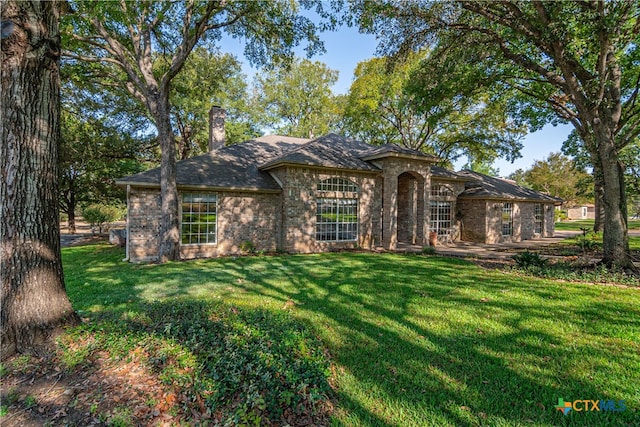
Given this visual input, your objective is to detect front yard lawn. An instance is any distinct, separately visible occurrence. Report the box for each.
[2,245,639,426]
[555,219,640,231]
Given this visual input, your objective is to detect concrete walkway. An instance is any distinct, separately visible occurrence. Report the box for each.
[433,231,582,260]
[393,230,583,260]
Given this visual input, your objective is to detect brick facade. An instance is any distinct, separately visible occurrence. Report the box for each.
[127,188,281,262]
[458,198,556,244]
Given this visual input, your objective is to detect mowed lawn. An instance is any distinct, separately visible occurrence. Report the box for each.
[62,245,640,426]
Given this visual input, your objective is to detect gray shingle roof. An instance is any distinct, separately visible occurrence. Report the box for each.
[260,133,381,172]
[457,170,563,204]
[116,135,309,191]
[361,144,439,161]
[430,166,468,181]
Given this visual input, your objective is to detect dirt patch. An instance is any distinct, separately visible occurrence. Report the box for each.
[1,347,194,426]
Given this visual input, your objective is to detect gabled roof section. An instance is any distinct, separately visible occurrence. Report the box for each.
[430,166,470,181]
[360,143,439,162]
[116,135,309,191]
[457,170,563,204]
[259,133,381,172]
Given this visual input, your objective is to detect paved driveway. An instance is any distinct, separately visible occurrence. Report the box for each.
[429,231,582,260]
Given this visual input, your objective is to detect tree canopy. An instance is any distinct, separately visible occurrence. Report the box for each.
[253,58,341,138]
[350,0,640,267]
[341,50,525,166]
[62,0,330,261]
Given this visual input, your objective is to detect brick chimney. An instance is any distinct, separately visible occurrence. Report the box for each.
[208,106,226,151]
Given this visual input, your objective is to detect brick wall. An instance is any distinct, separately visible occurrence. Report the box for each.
[276,166,379,253]
[127,188,162,262]
[127,188,281,262]
[457,199,488,242]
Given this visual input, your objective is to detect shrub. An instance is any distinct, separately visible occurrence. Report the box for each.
[82,203,125,233]
[421,246,436,255]
[576,232,602,252]
[239,240,256,254]
[512,251,548,268]
[554,209,568,222]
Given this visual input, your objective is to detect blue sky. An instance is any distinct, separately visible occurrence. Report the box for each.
[219,25,572,177]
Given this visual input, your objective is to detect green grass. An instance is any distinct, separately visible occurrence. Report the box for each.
[555,219,640,231]
[62,245,640,426]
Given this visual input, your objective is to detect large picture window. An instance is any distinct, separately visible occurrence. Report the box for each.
[534,204,543,234]
[316,178,359,242]
[430,201,452,235]
[181,193,217,245]
[502,202,513,236]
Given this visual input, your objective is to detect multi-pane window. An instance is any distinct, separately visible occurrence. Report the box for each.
[317,177,358,192]
[430,201,452,235]
[181,193,217,245]
[430,183,454,197]
[316,178,359,242]
[502,202,513,236]
[534,204,543,234]
[316,198,358,241]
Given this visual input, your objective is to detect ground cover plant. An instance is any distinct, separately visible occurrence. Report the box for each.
[1,245,639,426]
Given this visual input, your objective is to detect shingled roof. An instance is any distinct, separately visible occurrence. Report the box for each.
[118,133,443,190]
[260,133,381,172]
[457,170,563,204]
[430,165,469,181]
[360,143,439,162]
[116,135,309,191]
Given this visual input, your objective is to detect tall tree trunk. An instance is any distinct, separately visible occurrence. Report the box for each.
[592,167,605,233]
[156,92,180,263]
[1,0,79,360]
[596,131,630,268]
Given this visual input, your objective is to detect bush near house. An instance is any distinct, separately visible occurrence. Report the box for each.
[82,203,125,233]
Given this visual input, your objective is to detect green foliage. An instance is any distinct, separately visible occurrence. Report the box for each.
[254,58,341,138]
[576,232,602,252]
[554,210,568,222]
[239,240,256,254]
[342,51,525,165]
[520,152,592,206]
[421,246,436,255]
[61,246,640,425]
[512,251,548,268]
[169,48,261,156]
[82,204,125,233]
[63,300,332,425]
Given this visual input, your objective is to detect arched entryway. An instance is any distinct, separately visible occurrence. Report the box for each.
[397,172,425,245]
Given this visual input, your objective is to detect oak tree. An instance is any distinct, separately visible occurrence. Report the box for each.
[1,0,79,359]
[351,0,640,267]
[63,1,327,262]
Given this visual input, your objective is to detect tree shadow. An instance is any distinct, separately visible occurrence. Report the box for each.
[60,246,640,426]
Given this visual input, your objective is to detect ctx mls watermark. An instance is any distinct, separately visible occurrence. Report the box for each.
[555,398,626,415]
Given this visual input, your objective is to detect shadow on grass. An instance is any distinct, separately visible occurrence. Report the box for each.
[62,245,640,426]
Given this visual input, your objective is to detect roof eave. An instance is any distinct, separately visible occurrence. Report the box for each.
[259,161,380,174]
[115,181,281,194]
[360,152,439,162]
[457,195,563,205]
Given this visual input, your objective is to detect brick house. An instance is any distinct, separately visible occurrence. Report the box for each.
[117,109,561,262]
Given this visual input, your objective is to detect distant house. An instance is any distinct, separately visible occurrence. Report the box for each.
[116,107,562,262]
[567,204,596,220]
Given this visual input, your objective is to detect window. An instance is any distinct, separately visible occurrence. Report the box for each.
[316,198,358,241]
[502,202,513,236]
[431,183,454,197]
[316,178,359,242]
[181,193,217,244]
[430,201,452,235]
[534,204,543,234]
[317,177,358,192]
